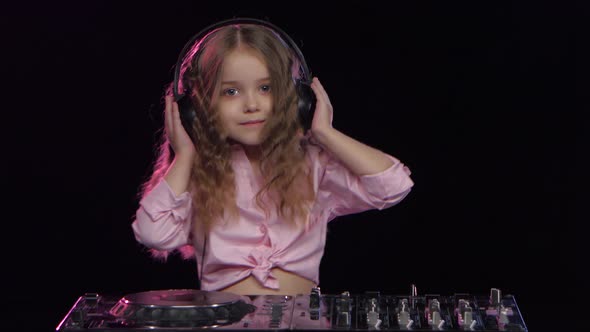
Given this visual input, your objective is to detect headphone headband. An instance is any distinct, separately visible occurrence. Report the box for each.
[172,17,311,100]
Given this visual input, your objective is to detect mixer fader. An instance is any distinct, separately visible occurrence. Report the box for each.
[305,286,527,331]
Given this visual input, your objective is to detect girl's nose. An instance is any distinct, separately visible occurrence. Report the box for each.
[244,92,259,113]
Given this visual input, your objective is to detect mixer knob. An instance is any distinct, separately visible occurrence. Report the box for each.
[397,299,414,328]
[456,299,477,329]
[426,299,442,327]
[309,287,321,321]
[366,298,382,328]
[335,291,352,328]
[429,299,440,313]
[399,299,409,312]
[499,306,510,325]
[309,287,321,311]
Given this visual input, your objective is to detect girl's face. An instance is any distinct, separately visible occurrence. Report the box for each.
[215,48,273,147]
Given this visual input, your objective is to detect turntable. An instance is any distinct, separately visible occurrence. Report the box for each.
[56,286,528,331]
[109,289,256,328]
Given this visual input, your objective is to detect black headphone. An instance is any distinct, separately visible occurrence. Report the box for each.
[171,17,316,138]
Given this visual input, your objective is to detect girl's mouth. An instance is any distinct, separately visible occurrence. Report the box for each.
[240,120,265,126]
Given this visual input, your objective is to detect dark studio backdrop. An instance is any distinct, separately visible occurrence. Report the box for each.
[4,1,588,331]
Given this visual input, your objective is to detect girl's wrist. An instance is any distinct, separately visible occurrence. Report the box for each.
[310,126,336,146]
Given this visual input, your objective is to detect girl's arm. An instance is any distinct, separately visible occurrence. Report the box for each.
[165,153,194,195]
[311,127,394,176]
[130,96,195,250]
[309,77,395,176]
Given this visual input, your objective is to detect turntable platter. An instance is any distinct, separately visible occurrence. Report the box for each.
[108,289,255,328]
[120,289,244,307]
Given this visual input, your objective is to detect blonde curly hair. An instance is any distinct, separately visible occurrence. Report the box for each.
[140,23,315,241]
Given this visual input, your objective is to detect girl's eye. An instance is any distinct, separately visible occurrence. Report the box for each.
[223,88,238,96]
[260,85,271,93]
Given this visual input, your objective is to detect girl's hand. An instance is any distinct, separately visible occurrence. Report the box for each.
[309,77,334,142]
[165,95,196,159]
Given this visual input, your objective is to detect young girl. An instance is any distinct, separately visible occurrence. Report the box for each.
[132,19,414,296]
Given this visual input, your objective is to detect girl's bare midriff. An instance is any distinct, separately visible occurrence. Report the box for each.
[220,268,316,296]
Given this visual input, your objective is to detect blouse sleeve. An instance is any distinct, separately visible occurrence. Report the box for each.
[311,146,414,222]
[131,179,193,251]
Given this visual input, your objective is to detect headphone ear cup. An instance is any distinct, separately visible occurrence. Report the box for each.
[176,94,197,140]
[295,80,316,132]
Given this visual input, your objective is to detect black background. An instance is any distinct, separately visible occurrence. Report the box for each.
[4,1,588,331]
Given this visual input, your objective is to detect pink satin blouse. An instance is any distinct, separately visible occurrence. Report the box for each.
[132,144,413,291]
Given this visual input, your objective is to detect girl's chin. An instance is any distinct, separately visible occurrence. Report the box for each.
[227,138,265,147]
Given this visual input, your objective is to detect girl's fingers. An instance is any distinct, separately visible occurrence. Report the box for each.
[310,77,326,105]
[310,78,324,104]
[164,96,174,136]
[172,98,183,128]
[313,77,331,105]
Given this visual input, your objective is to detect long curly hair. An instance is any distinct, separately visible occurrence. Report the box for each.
[140,23,315,238]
